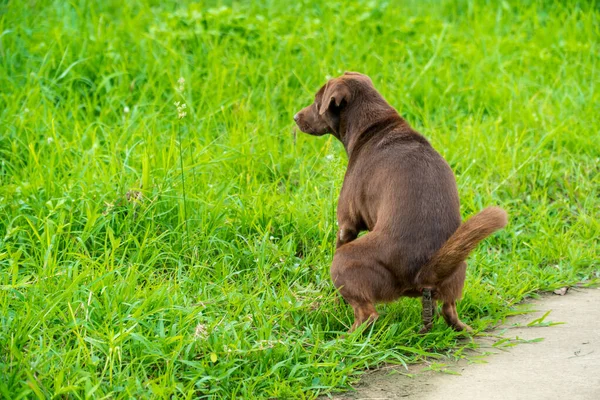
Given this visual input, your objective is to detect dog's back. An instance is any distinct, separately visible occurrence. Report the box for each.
[343,125,462,281]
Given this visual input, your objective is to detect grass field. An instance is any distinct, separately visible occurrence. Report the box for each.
[1,0,599,398]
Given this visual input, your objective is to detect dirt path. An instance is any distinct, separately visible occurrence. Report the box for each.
[337,287,600,400]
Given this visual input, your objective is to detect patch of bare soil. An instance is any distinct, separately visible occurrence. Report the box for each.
[336,287,600,400]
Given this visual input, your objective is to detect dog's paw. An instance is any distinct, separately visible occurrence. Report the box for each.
[453,321,473,333]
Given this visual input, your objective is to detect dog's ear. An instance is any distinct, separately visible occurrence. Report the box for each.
[318,80,351,117]
[318,80,351,135]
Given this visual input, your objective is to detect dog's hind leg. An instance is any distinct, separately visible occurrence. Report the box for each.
[331,234,397,334]
[348,301,379,332]
[441,301,472,332]
[435,262,472,332]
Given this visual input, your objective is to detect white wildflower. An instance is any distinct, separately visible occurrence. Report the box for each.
[194,323,208,339]
[175,101,187,119]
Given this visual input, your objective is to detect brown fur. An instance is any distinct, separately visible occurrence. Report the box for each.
[294,72,507,333]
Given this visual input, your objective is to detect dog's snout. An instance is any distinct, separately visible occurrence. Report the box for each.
[293,113,299,122]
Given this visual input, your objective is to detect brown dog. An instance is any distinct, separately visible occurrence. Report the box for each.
[294,72,507,333]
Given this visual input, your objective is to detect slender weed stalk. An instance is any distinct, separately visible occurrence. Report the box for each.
[175,77,190,251]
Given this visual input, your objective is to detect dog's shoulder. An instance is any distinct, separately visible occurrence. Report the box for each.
[374,126,432,153]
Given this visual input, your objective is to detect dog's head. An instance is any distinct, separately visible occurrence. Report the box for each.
[293,72,377,138]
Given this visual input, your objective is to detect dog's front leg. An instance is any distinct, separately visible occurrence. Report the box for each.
[336,227,358,248]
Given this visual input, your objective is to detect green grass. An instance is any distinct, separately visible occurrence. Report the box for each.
[1,0,599,398]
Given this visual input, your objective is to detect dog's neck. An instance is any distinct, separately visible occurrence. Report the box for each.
[338,105,407,157]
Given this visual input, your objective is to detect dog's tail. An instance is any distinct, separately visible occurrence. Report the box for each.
[417,207,508,286]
